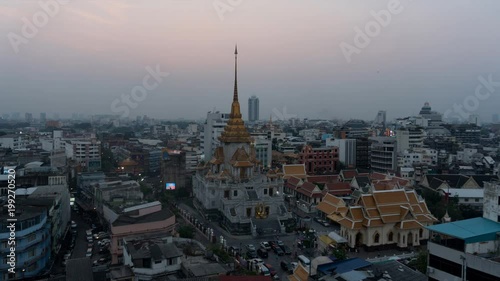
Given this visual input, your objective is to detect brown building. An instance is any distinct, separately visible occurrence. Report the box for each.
[299,145,339,175]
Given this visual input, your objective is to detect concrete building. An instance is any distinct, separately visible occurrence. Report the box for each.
[483,182,500,222]
[398,148,438,168]
[248,95,259,122]
[65,138,101,172]
[109,202,176,264]
[0,206,51,281]
[396,126,424,153]
[369,137,397,173]
[202,111,230,161]
[0,134,27,150]
[299,145,339,175]
[122,237,182,280]
[438,188,484,211]
[374,110,386,126]
[193,47,292,235]
[327,139,356,168]
[426,218,500,281]
[161,149,187,190]
[418,102,442,126]
[252,135,272,168]
[17,185,71,255]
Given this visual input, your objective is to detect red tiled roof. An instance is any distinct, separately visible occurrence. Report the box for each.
[370,172,387,180]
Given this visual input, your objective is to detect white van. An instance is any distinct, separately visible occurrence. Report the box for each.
[298,255,310,267]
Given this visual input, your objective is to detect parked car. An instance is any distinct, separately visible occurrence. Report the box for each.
[273,247,284,256]
[71,221,77,228]
[85,248,92,257]
[277,240,284,247]
[257,248,268,258]
[264,263,277,276]
[260,241,271,250]
[280,261,292,273]
[246,244,256,251]
[281,245,292,255]
[228,246,240,256]
[268,241,277,249]
[246,250,257,259]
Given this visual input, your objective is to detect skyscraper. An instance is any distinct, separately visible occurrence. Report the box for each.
[248,95,259,122]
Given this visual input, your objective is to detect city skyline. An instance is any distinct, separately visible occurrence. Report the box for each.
[1,0,500,121]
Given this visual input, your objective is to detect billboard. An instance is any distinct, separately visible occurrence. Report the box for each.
[165,183,176,190]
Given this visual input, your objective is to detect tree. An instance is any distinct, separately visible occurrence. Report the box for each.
[178,225,195,239]
[408,250,428,274]
[332,247,347,260]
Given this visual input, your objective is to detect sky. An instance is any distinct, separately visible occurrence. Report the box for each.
[1,0,500,122]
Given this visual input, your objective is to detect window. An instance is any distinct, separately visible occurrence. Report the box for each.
[233,190,237,197]
[475,198,479,202]
[246,208,252,218]
[429,254,461,277]
[497,196,500,205]
[27,234,36,242]
[28,248,35,258]
[264,189,267,195]
[374,233,380,243]
[154,260,162,264]
[224,190,229,198]
[464,198,469,202]
[388,232,393,242]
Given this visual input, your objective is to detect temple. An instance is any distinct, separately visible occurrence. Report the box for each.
[193,47,293,235]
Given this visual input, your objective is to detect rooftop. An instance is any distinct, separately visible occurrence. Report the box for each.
[426,217,500,243]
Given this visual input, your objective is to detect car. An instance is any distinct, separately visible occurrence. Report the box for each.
[268,241,277,249]
[246,244,256,251]
[264,263,277,276]
[260,241,271,250]
[273,247,284,256]
[314,217,323,223]
[87,236,93,243]
[290,262,298,271]
[277,240,284,247]
[228,246,240,256]
[281,245,292,255]
[321,221,330,227]
[98,239,110,246]
[71,229,77,235]
[272,274,280,280]
[257,248,268,258]
[85,249,92,257]
[71,221,77,228]
[63,253,71,260]
[280,261,292,273]
[246,250,258,259]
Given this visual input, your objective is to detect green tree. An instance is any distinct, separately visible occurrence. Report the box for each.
[332,247,347,260]
[408,250,428,274]
[178,225,195,239]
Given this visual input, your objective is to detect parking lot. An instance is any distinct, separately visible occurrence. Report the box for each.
[55,207,111,272]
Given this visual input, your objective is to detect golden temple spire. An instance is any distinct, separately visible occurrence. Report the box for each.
[220,46,251,143]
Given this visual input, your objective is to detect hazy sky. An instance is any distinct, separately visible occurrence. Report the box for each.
[1,0,500,122]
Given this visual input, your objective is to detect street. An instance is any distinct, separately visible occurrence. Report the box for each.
[178,202,342,281]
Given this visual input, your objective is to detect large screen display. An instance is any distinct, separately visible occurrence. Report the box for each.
[165,183,176,190]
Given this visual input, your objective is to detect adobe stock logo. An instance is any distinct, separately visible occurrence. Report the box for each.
[213,0,244,21]
[7,0,70,54]
[110,65,170,118]
[443,74,500,121]
[339,0,407,63]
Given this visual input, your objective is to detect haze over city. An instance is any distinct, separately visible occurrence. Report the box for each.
[2,0,500,121]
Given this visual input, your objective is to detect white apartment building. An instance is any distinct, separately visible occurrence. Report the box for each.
[327,138,356,168]
[370,137,397,173]
[426,181,500,281]
[0,134,27,150]
[65,138,101,171]
[253,136,272,168]
[398,148,438,168]
[396,126,425,153]
[202,111,229,160]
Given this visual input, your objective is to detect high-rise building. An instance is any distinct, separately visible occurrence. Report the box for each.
[374,110,386,126]
[327,139,356,168]
[370,137,397,173]
[248,95,259,122]
[40,112,46,123]
[418,102,442,126]
[492,113,499,123]
[161,149,187,190]
[25,112,33,123]
[202,111,229,160]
